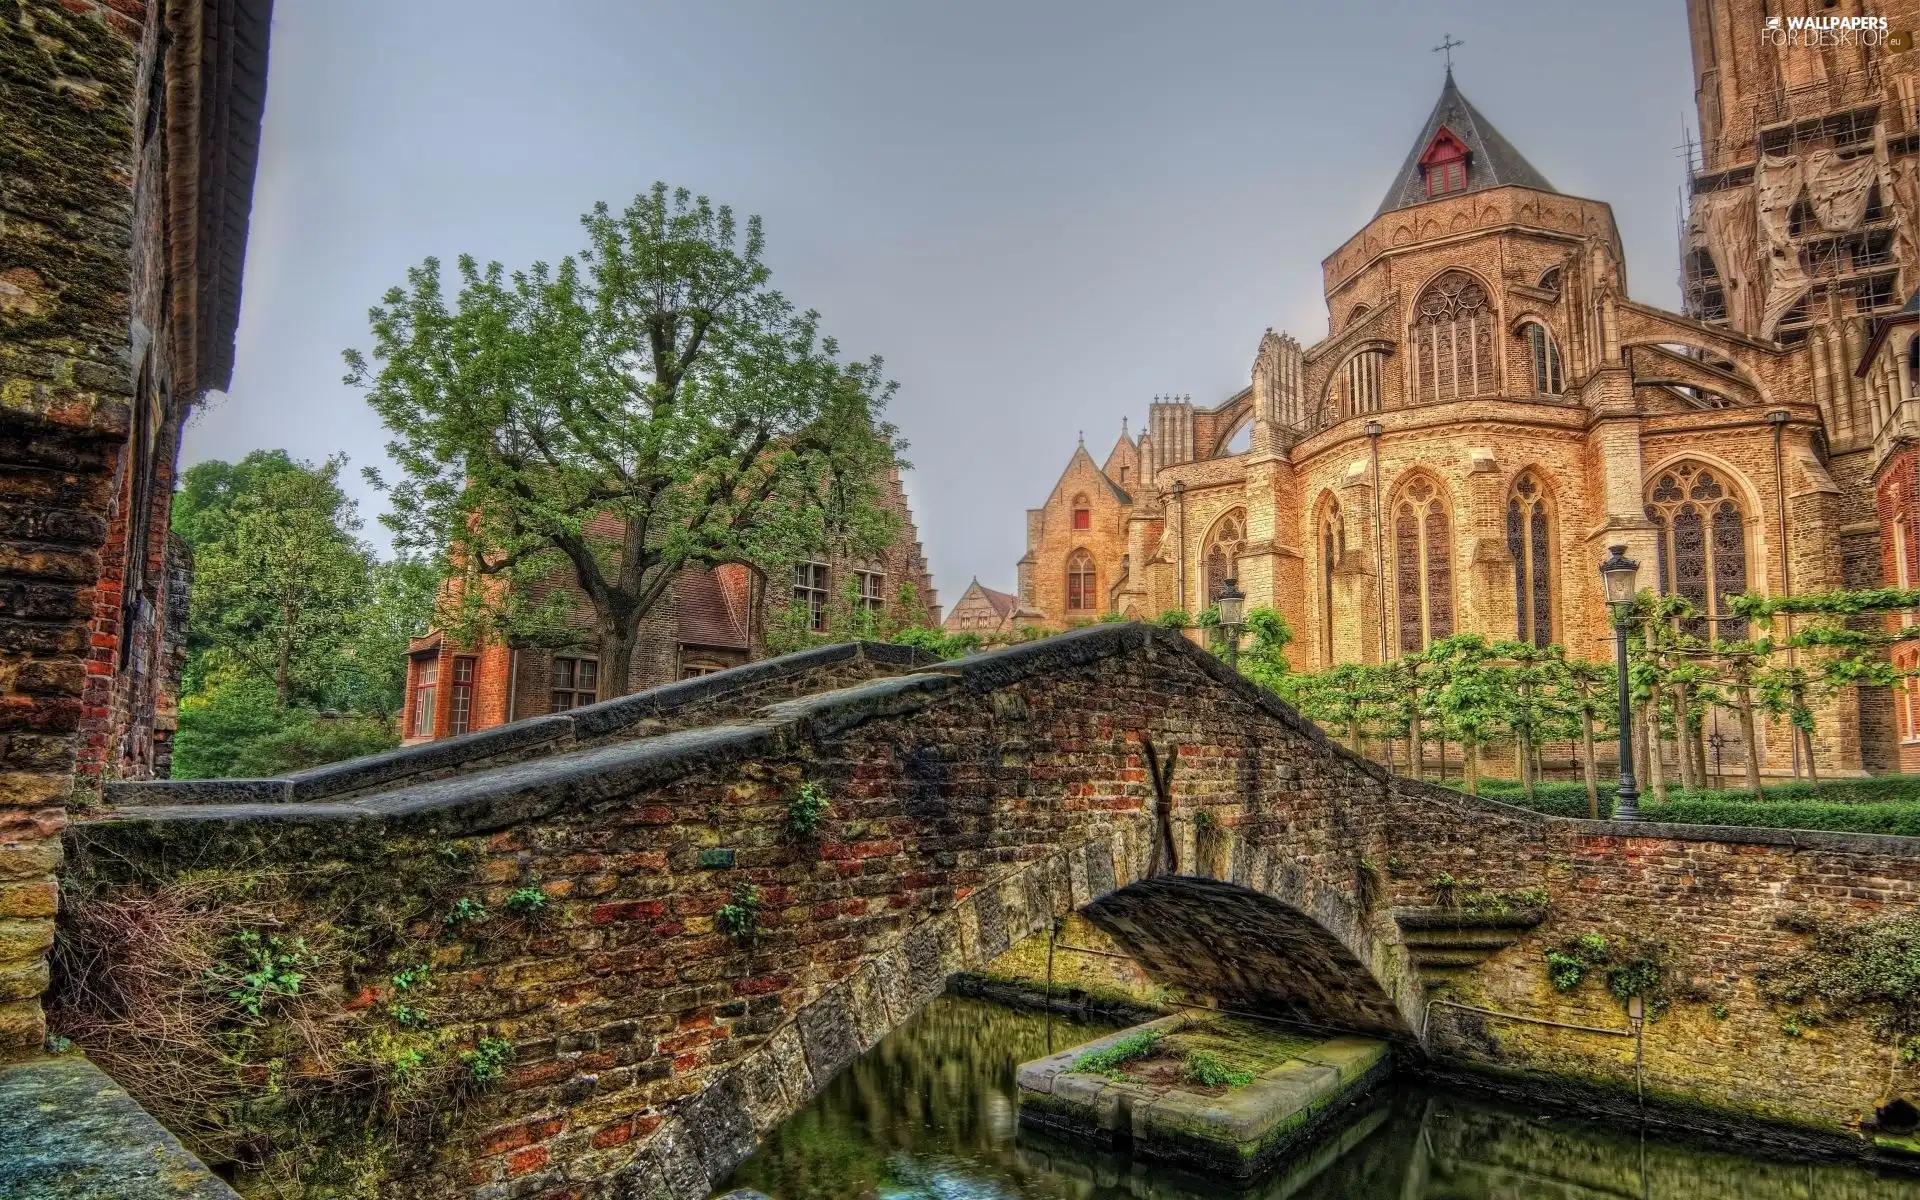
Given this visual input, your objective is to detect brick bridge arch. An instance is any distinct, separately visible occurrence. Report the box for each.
[64,627,1920,1198]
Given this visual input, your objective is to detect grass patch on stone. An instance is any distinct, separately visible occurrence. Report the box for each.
[1073,1029,1163,1077]
[1163,1017,1320,1080]
[1183,1050,1254,1089]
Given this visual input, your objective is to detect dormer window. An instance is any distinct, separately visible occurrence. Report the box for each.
[1420,127,1472,199]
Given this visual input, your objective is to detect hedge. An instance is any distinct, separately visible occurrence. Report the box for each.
[1446,777,1920,836]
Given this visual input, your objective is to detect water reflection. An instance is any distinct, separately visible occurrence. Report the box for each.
[725,995,1920,1200]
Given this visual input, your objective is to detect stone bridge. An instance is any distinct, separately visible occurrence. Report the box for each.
[59,626,1920,1197]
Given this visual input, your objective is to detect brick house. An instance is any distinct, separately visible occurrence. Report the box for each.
[0,0,273,1053]
[1017,41,1920,778]
[399,467,938,742]
[942,577,1041,639]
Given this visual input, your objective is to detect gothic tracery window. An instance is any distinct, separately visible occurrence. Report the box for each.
[1319,497,1345,663]
[1204,509,1246,602]
[1646,462,1750,641]
[1522,322,1564,395]
[1394,479,1454,653]
[1413,271,1496,404]
[1507,472,1553,647]
[1065,549,1096,612]
[1337,349,1386,418]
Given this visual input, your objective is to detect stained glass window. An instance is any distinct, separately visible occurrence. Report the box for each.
[1320,498,1343,663]
[1413,271,1496,404]
[1066,550,1096,611]
[1647,462,1749,641]
[1523,322,1563,395]
[1394,478,1453,653]
[1204,510,1246,602]
[1506,471,1553,646]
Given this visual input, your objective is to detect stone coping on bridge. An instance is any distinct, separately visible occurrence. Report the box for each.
[0,1054,238,1198]
[79,623,1920,860]
[99,640,940,808]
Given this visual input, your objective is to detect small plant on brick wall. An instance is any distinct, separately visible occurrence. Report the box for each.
[459,1036,515,1090]
[442,897,489,928]
[788,782,831,837]
[503,887,548,918]
[1544,932,1670,1013]
[214,930,316,1019]
[717,883,762,941]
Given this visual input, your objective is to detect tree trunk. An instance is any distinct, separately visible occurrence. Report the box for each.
[1673,681,1698,792]
[1693,717,1709,790]
[600,619,641,700]
[1579,707,1600,819]
[1439,737,1448,783]
[1643,699,1668,803]
[1409,709,1424,780]
[1736,684,1762,797]
[1466,742,1481,796]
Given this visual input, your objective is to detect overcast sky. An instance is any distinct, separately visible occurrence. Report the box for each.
[187,0,1697,610]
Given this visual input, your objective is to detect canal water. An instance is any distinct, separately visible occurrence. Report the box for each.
[725,994,1920,1200]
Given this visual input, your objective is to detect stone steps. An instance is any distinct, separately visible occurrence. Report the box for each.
[1394,906,1545,982]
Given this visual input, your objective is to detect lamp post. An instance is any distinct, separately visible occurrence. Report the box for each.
[1218,577,1245,672]
[1600,545,1641,822]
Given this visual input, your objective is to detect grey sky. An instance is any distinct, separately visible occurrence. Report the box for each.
[187,0,1696,609]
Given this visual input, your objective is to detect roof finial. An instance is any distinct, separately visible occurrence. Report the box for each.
[1078,429,1084,446]
[1433,32,1463,73]
[1121,415,1129,435]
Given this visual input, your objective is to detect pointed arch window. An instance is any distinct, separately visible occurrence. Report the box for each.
[1413,271,1496,404]
[1522,322,1564,395]
[1646,462,1749,641]
[1072,494,1091,531]
[1538,267,1563,294]
[1319,497,1345,664]
[1394,479,1453,653]
[1065,549,1096,611]
[1204,509,1246,602]
[1507,472,1553,646]
[1337,349,1386,418]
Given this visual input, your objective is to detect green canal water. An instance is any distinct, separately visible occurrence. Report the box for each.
[725,994,1920,1200]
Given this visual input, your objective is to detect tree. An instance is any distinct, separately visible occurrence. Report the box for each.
[174,452,374,708]
[348,184,902,698]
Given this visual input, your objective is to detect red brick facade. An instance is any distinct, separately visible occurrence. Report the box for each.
[402,469,940,741]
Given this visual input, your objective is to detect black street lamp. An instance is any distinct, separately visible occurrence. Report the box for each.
[1599,545,1641,822]
[1217,577,1246,672]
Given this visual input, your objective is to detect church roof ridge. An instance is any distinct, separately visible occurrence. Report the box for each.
[1375,70,1556,217]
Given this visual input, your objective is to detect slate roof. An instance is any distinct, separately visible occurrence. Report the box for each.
[676,568,750,650]
[973,583,1020,619]
[1375,71,1556,217]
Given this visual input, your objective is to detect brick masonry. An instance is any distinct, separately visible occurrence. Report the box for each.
[52,624,1920,1197]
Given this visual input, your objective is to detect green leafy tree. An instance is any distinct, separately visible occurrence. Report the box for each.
[174,452,374,708]
[172,678,396,780]
[347,183,902,698]
[1426,635,1505,796]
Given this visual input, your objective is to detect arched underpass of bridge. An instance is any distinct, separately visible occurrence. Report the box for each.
[51,625,1920,1199]
[1082,875,1416,1042]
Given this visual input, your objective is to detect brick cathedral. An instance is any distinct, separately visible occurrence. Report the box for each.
[1003,2,1920,777]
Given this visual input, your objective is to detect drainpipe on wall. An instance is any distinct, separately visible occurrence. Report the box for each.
[1768,408,1799,779]
[506,647,519,725]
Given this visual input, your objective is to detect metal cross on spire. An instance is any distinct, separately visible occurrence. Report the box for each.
[1433,32,1464,71]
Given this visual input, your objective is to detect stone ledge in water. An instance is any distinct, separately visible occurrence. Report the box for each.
[1015,1012,1390,1180]
[0,1053,237,1198]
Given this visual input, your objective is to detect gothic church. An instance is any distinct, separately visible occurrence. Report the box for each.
[1013,2,1920,777]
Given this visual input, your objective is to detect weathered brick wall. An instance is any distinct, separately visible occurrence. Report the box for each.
[0,0,144,1060]
[54,625,1920,1196]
